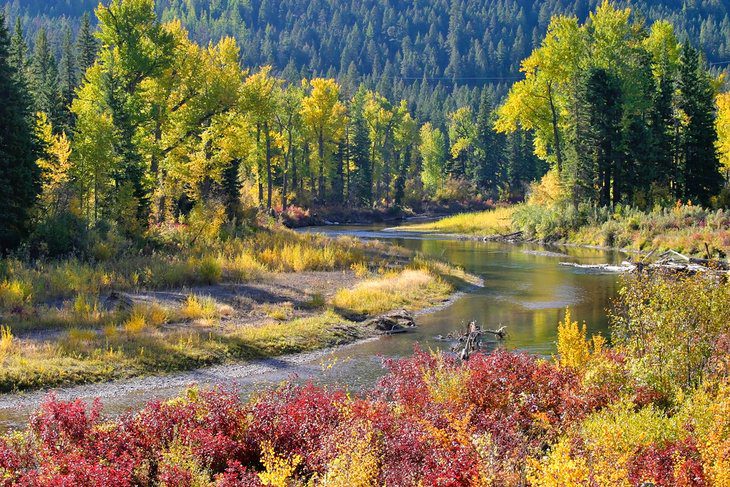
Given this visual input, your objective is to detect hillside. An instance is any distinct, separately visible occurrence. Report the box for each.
[4,0,729,120]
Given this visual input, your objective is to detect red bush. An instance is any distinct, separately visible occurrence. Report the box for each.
[628,438,707,487]
[0,349,703,485]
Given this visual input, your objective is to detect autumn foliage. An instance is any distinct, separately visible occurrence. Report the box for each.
[1,272,729,485]
[0,343,723,486]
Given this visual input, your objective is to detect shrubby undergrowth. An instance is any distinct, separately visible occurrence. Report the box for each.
[0,271,727,486]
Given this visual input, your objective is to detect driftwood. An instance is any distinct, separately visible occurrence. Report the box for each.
[367,309,416,335]
[438,321,507,360]
[483,231,523,242]
[560,248,729,275]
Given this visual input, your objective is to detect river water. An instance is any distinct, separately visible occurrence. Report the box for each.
[0,225,622,430]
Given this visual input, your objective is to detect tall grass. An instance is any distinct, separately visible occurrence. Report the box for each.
[0,326,14,361]
[180,295,221,324]
[333,269,451,316]
[0,228,368,309]
[403,207,515,235]
[514,201,730,254]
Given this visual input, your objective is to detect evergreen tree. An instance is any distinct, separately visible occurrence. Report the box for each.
[574,67,623,206]
[57,23,77,132]
[350,91,372,206]
[76,12,97,79]
[649,64,676,193]
[0,14,41,251]
[472,90,504,196]
[29,28,60,123]
[678,42,721,205]
[8,18,26,81]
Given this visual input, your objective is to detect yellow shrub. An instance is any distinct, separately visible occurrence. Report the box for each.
[424,354,469,405]
[160,441,211,487]
[123,310,148,334]
[527,438,590,487]
[351,262,369,278]
[258,442,301,487]
[0,326,14,361]
[678,383,730,486]
[557,308,590,369]
[533,401,683,487]
[180,295,219,324]
[222,252,266,281]
[323,426,381,486]
[0,279,33,310]
[527,169,568,207]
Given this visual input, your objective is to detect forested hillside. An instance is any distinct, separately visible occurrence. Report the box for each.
[3,0,729,122]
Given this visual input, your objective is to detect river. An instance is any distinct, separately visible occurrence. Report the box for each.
[0,225,622,430]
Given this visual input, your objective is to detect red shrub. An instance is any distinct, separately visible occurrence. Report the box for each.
[628,438,707,487]
[246,383,346,474]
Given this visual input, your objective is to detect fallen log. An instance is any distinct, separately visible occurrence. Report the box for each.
[367,309,416,335]
[559,262,636,273]
[483,231,523,242]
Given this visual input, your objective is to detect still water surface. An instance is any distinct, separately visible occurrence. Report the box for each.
[0,225,622,429]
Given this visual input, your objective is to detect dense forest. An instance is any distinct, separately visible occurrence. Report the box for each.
[0,0,727,255]
[3,0,730,122]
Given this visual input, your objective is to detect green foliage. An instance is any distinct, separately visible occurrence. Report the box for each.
[0,13,41,252]
[610,271,730,397]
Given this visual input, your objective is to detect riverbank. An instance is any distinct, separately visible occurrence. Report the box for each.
[0,226,478,393]
[401,203,730,258]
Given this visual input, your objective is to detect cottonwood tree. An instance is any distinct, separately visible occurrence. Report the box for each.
[301,78,346,203]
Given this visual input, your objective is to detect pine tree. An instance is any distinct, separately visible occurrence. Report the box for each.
[649,64,675,192]
[350,92,372,206]
[57,23,77,132]
[472,90,504,197]
[574,67,623,206]
[8,19,26,81]
[0,14,41,251]
[678,42,721,205]
[76,12,97,79]
[29,28,60,123]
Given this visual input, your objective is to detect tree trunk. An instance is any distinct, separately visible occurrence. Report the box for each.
[283,125,292,211]
[256,123,263,206]
[265,121,272,209]
[547,82,563,173]
[318,131,325,202]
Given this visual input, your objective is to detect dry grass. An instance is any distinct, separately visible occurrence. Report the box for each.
[332,269,452,316]
[0,225,477,392]
[180,295,221,324]
[262,302,295,321]
[402,207,515,235]
[0,326,14,361]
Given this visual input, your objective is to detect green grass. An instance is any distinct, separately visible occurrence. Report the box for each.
[402,207,515,235]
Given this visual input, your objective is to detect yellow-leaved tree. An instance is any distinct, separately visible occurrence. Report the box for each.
[717,92,730,176]
[35,113,72,215]
[301,78,346,202]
